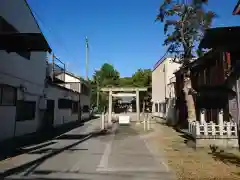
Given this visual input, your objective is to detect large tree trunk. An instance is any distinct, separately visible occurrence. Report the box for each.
[183,76,196,126]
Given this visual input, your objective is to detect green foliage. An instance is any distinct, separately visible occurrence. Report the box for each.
[93,63,120,87]
[132,69,152,87]
[91,63,120,112]
[156,0,216,64]
[119,77,133,87]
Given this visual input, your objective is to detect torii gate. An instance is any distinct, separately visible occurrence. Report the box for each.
[101,87,148,123]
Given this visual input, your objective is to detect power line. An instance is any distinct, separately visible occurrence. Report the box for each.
[153,50,169,70]
[29,4,75,62]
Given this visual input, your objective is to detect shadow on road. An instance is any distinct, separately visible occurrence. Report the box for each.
[28,147,89,155]
[210,151,240,167]
[5,177,87,180]
[0,128,108,179]
[0,116,99,162]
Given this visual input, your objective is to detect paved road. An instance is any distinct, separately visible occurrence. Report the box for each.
[0,119,175,180]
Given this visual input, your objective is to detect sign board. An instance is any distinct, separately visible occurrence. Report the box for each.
[119,115,130,125]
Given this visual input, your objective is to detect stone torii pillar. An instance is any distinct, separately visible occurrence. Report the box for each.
[108,90,112,124]
[136,89,140,123]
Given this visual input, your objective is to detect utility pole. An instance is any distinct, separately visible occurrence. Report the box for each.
[85,36,89,81]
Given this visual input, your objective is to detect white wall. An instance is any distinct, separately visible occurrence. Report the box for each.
[64,73,80,83]
[165,59,181,98]
[56,73,91,120]
[64,73,81,92]
[46,85,80,127]
[152,60,166,105]
[0,0,48,141]
[152,58,180,118]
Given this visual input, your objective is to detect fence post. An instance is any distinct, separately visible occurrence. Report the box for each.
[227,122,231,137]
[218,109,224,135]
[200,109,206,125]
[143,115,145,131]
[212,123,216,136]
[101,112,105,130]
[234,123,238,137]
[196,121,200,137]
[204,123,208,136]
[147,114,150,131]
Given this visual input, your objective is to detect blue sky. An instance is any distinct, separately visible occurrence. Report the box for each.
[27,0,240,78]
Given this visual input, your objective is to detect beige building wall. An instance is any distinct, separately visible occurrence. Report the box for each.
[152,57,180,119]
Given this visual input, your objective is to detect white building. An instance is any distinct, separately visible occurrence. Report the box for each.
[53,71,91,121]
[44,83,81,128]
[152,57,180,124]
[0,0,92,142]
[0,0,51,141]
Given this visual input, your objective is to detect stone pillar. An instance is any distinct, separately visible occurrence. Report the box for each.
[108,90,112,124]
[200,109,206,125]
[136,89,140,122]
[152,101,155,113]
[218,109,224,136]
[218,109,224,125]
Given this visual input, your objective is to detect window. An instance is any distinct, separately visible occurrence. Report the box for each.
[0,16,31,59]
[72,101,79,114]
[16,101,36,121]
[82,105,89,113]
[155,103,158,112]
[0,84,16,106]
[58,99,72,109]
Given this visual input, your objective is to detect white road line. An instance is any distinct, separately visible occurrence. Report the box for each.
[96,167,163,172]
[97,134,115,171]
[140,135,170,172]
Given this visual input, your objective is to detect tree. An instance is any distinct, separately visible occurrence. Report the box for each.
[91,63,120,112]
[131,69,152,111]
[119,77,133,87]
[156,0,216,64]
[156,0,216,128]
[131,69,152,87]
[94,63,120,87]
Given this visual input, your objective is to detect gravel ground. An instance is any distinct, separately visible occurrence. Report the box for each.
[135,121,240,180]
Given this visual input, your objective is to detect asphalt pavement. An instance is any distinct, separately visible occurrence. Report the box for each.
[0,119,175,180]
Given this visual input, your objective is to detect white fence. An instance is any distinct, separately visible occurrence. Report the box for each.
[189,121,238,138]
